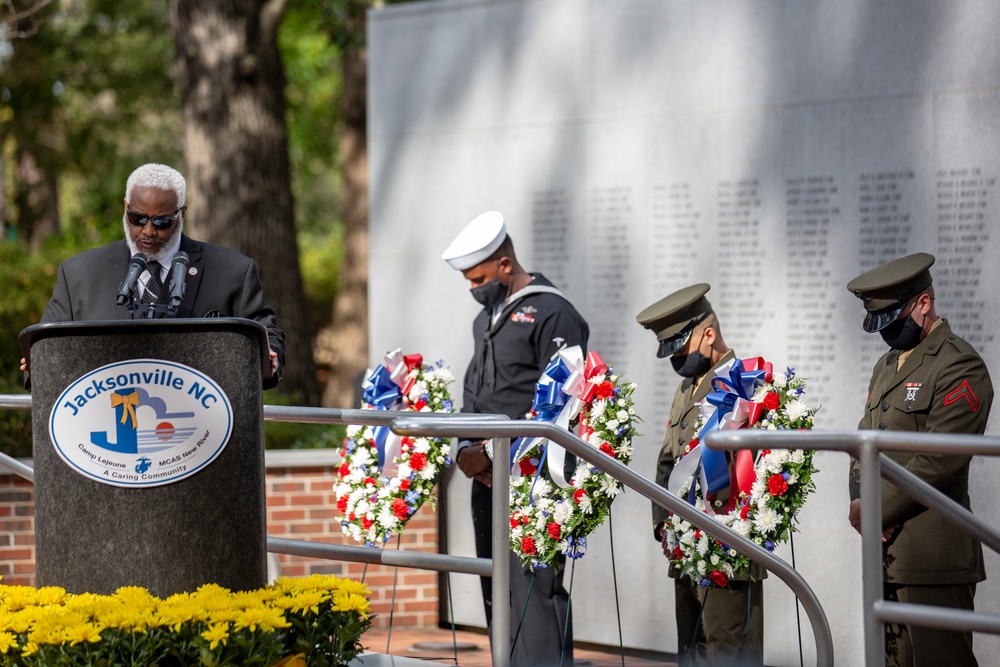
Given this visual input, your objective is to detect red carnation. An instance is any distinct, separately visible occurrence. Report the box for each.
[694,529,702,539]
[336,495,350,513]
[400,479,410,491]
[672,547,683,560]
[519,458,538,477]
[763,392,780,411]
[338,462,351,479]
[740,504,750,520]
[708,570,729,587]
[401,436,415,451]
[547,522,561,540]
[409,452,427,471]
[521,537,537,554]
[349,512,356,521]
[688,438,700,451]
[363,476,375,486]
[768,473,789,496]
[599,442,615,457]
[521,514,531,525]
[392,498,409,520]
[510,516,521,530]
[413,399,427,411]
[361,517,373,530]
[595,381,615,399]
[573,489,586,504]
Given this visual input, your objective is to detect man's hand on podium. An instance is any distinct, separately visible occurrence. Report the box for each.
[19,357,28,373]
[269,348,278,376]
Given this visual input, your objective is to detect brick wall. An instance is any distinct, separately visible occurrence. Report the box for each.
[0,451,441,629]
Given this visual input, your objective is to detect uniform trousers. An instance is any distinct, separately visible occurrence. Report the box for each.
[472,479,573,667]
[884,582,977,667]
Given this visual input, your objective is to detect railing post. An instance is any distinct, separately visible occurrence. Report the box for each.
[492,437,511,667]
[860,438,885,667]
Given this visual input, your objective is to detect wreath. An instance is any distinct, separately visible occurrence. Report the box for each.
[333,349,455,546]
[665,359,818,588]
[509,346,639,569]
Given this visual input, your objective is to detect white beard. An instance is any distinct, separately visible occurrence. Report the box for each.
[122,214,184,262]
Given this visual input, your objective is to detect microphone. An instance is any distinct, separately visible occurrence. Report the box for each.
[116,253,148,306]
[166,251,190,314]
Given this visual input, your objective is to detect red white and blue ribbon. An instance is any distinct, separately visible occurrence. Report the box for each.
[668,357,772,511]
[513,345,608,489]
[361,349,423,478]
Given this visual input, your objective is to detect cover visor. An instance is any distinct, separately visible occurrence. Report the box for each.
[863,299,908,333]
[656,311,711,358]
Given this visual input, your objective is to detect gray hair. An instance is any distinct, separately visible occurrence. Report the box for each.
[125,163,186,207]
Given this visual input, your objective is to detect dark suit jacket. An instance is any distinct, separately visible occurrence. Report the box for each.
[40,235,285,389]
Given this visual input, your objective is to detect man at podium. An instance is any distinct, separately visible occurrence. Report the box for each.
[24,163,285,389]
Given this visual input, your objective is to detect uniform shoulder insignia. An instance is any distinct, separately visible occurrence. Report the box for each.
[944,380,979,413]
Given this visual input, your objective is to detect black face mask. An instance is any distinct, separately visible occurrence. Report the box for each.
[879,313,924,350]
[671,349,713,378]
[470,278,508,310]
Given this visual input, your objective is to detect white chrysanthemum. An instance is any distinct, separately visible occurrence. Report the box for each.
[773,373,788,388]
[413,438,431,454]
[751,385,769,402]
[588,432,605,447]
[590,399,607,415]
[348,524,362,540]
[395,461,412,478]
[536,497,556,513]
[419,465,436,481]
[753,507,781,534]
[577,493,593,513]
[790,450,805,464]
[598,475,622,497]
[697,535,710,556]
[697,561,707,575]
[750,478,767,500]
[721,561,735,577]
[786,472,798,485]
[785,399,810,421]
[732,519,752,537]
[334,483,350,497]
[573,467,592,486]
[346,424,365,437]
[606,419,619,430]
[553,501,573,524]
[345,469,366,485]
[354,445,377,465]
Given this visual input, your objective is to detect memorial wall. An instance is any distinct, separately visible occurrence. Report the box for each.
[368,1,1000,663]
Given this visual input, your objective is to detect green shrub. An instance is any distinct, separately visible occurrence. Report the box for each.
[0,241,72,459]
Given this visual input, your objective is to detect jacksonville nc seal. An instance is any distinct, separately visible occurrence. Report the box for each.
[49,359,233,488]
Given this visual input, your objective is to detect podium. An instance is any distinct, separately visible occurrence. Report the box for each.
[20,319,273,597]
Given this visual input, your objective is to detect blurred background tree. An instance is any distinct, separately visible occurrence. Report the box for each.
[0,0,412,454]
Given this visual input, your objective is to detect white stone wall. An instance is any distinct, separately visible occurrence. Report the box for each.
[368,1,1000,663]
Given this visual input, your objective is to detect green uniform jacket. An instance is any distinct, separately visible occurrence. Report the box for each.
[653,350,735,577]
[850,319,993,585]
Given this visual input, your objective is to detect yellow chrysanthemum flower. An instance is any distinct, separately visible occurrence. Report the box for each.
[333,578,370,597]
[64,623,104,646]
[21,640,39,657]
[232,607,290,633]
[33,586,68,607]
[275,591,326,615]
[0,631,18,654]
[200,621,230,650]
[331,592,370,616]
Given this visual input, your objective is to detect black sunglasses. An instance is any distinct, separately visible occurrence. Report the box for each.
[126,208,181,230]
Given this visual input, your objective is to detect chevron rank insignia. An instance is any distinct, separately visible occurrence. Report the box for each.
[944,380,979,413]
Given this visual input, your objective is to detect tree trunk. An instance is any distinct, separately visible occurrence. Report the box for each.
[14,147,60,250]
[170,0,319,405]
[320,8,369,409]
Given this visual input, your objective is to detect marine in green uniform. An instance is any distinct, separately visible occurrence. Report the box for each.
[637,284,763,667]
[846,252,994,667]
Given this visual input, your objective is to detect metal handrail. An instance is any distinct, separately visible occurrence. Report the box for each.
[705,428,1000,667]
[0,394,515,667]
[391,416,835,667]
